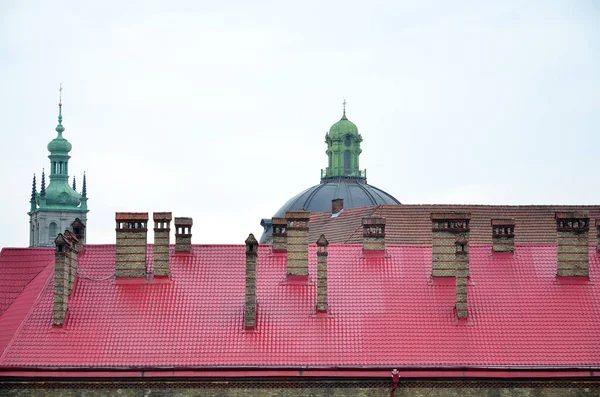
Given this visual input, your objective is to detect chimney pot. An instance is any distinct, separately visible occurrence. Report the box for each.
[271,217,287,253]
[285,210,310,278]
[153,212,172,276]
[174,217,193,252]
[362,217,386,252]
[556,212,589,277]
[491,219,515,253]
[115,212,149,278]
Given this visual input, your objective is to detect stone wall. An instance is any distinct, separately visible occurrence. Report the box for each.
[3,380,600,397]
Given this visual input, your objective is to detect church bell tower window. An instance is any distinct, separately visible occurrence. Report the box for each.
[344,150,351,175]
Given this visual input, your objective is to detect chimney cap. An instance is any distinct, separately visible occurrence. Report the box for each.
[54,233,67,246]
[71,217,85,229]
[316,234,329,246]
[491,218,515,226]
[174,217,193,226]
[431,212,471,221]
[245,233,258,246]
[272,217,287,226]
[362,217,386,226]
[555,212,589,220]
[153,212,173,221]
[116,212,149,221]
[285,210,311,220]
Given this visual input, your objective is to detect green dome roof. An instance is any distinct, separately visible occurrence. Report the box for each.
[328,111,359,138]
[47,134,72,153]
[47,104,72,153]
[44,181,82,207]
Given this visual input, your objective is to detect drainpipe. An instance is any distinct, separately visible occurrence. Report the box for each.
[390,369,400,397]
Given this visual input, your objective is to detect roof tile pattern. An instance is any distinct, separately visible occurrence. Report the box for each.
[1,242,600,368]
[309,205,600,245]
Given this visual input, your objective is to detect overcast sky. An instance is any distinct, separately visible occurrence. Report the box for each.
[1,0,599,247]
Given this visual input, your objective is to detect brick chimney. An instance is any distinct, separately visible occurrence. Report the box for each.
[285,210,310,278]
[53,232,79,326]
[316,234,329,314]
[596,220,600,251]
[431,213,471,277]
[115,212,148,278]
[455,233,469,319]
[332,198,344,215]
[244,233,258,330]
[71,218,85,249]
[362,217,386,252]
[271,217,287,253]
[153,212,172,276]
[63,230,80,295]
[174,217,193,252]
[556,212,589,277]
[491,219,515,252]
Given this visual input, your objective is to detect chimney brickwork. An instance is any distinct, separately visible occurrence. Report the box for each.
[596,220,600,252]
[431,213,471,277]
[331,198,344,215]
[153,212,172,276]
[63,230,80,295]
[244,233,258,330]
[115,212,148,278]
[316,234,329,313]
[556,212,589,277]
[286,210,310,277]
[271,217,287,253]
[53,232,80,326]
[455,233,469,319]
[362,217,386,251]
[175,217,193,252]
[492,219,515,252]
[71,218,85,249]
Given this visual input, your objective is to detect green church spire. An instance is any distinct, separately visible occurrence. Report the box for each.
[322,100,364,181]
[82,172,87,197]
[31,174,37,201]
[40,169,46,197]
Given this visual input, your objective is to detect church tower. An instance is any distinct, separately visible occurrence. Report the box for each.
[322,101,364,180]
[28,90,89,247]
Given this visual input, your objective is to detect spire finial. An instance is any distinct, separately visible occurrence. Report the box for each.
[72,175,77,191]
[31,173,37,201]
[56,84,65,136]
[40,169,46,197]
[82,172,87,198]
[342,98,347,119]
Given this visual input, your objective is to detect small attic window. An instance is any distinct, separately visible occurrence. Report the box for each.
[344,136,351,147]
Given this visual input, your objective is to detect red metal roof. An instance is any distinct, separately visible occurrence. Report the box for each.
[0,248,54,316]
[1,242,600,370]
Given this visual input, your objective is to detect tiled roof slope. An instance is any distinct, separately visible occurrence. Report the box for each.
[309,204,600,244]
[0,248,54,316]
[1,240,600,368]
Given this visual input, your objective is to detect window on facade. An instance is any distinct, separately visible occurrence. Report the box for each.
[49,222,57,239]
[344,136,351,147]
[344,150,351,174]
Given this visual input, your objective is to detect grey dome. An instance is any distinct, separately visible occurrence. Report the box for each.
[259,177,400,243]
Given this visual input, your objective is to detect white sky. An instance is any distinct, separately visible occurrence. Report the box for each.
[1,0,599,247]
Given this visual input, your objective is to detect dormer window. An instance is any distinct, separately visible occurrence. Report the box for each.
[344,136,351,147]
